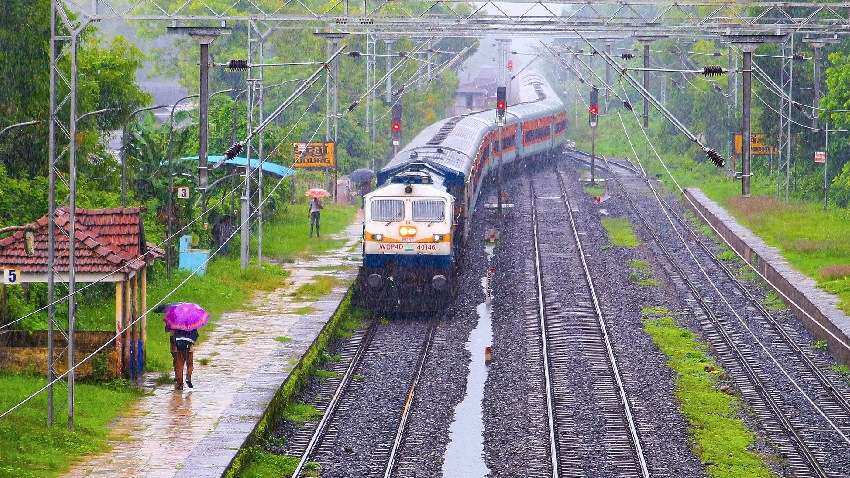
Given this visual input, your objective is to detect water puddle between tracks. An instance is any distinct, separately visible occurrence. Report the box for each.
[441,271,493,477]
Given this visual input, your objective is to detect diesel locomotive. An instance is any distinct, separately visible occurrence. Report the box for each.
[358,70,567,312]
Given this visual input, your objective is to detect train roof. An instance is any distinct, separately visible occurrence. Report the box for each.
[379,70,563,185]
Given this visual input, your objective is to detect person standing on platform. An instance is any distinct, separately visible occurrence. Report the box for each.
[309,197,323,237]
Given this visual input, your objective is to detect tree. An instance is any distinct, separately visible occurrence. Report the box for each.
[0,0,150,179]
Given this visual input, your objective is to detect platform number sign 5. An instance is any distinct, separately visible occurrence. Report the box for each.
[1,269,20,284]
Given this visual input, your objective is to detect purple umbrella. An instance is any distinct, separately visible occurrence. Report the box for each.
[163,302,209,331]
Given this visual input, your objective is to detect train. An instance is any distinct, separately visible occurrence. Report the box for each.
[358,70,567,313]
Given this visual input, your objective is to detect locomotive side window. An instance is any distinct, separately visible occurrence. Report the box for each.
[371,199,405,221]
[412,200,446,222]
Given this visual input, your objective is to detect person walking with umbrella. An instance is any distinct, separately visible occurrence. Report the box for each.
[306,188,329,238]
[155,302,209,391]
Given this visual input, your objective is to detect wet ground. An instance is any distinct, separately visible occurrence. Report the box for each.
[62,220,362,478]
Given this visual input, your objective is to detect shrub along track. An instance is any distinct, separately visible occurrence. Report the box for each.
[568,149,850,477]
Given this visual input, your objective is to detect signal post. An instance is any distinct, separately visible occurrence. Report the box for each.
[496,86,507,217]
[391,96,402,156]
[589,86,599,185]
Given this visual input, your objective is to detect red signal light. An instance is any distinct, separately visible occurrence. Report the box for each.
[497,100,506,110]
[507,59,513,71]
[588,104,599,115]
[392,122,401,132]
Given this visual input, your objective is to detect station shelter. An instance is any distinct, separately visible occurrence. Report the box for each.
[0,207,162,380]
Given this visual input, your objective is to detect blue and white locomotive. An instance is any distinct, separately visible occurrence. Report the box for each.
[359,71,567,312]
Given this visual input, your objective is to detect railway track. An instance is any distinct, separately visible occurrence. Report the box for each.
[526,166,650,477]
[288,320,437,478]
[564,150,850,476]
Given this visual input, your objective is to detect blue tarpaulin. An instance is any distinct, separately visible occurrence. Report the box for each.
[179,155,296,178]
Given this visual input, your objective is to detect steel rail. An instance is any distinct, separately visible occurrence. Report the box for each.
[649,172,850,423]
[571,149,831,477]
[290,322,377,478]
[383,321,437,478]
[528,179,562,478]
[551,167,651,478]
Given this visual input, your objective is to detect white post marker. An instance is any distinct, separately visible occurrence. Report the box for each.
[1,269,21,285]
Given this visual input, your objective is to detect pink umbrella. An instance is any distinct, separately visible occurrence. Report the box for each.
[163,302,209,331]
[305,188,330,199]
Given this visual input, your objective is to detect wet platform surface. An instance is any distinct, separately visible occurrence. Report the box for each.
[63,222,361,478]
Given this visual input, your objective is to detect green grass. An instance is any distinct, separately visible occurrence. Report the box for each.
[0,202,359,478]
[813,339,829,351]
[292,305,315,316]
[312,369,339,380]
[642,309,775,478]
[236,448,304,478]
[628,259,659,287]
[255,203,357,262]
[763,291,787,311]
[575,112,850,314]
[601,217,640,248]
[583,183,606,197]
[291,275,342,302]
[0,374,140,478]
[274,336,292,343]
[283,402,322,425]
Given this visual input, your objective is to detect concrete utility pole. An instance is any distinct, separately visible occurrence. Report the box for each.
[741,45,754,197]
[385,39,395,104]
[803,35,839,132]
[366,33,376,167]
[248,22,273,265]
[727,33,783,197]
[167,26,230,197]
[642,42,650,127]
[605,41,613,110]
[728,43,736,175]
[46,1,58,426]
[316,31,347,202]
[241,80,255,271]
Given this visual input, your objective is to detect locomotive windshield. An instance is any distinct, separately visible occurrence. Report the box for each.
[371,199,405,222]
[412,200,445,222]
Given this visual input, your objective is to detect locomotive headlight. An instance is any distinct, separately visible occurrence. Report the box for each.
[399,225,417,237]
[372,233,383,241]
[433,234,443,242]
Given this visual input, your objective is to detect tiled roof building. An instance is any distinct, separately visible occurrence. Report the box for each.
[0,207,162,280]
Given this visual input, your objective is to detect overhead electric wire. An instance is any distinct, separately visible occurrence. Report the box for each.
[0,175,248,333]
[609,82,850,444]
[374,45,474,124]
[0,96,332,421]
[0,47,344,331]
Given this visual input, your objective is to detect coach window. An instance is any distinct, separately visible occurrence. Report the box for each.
[371,199,405,222]
[412,200,446,222]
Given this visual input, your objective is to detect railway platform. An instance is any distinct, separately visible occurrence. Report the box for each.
[684,188,850,364]
[61,222,362,478]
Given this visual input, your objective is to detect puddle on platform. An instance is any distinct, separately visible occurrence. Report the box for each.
[441,273,493,477]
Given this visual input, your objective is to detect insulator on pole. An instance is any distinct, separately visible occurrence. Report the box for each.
[348,51,362,58]
[621,53,634,60]
[702,65,724,76]
[623,100,633,111]
[226,59,249,71]
[705,147,725,168]
[225,142,243,160]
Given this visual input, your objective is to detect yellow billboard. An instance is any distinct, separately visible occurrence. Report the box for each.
[292,142,336,169]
